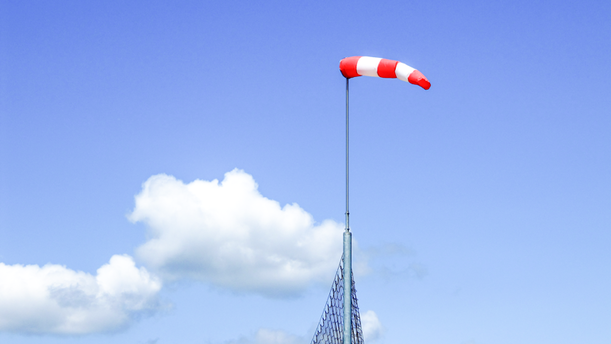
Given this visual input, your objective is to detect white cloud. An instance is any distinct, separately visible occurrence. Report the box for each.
[226,328,305,344]
[361,310,384,343]
[355,243,428,281]
[129,169,345,297]
[0,254,162,335]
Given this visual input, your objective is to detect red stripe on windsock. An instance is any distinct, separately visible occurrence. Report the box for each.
[377,59,399,78]
[408,70,431,90]
[339,56,361,78]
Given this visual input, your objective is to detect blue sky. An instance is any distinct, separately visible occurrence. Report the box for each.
[1,0,610,343]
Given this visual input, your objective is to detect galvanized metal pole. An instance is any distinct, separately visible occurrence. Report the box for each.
[343,230,352,344]
[345,77,350,232]
[343,77,352,344]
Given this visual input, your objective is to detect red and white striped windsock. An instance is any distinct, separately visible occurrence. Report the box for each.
[339,56,431,90]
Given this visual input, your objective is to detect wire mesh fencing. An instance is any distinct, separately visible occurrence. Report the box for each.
[310,257,364,344]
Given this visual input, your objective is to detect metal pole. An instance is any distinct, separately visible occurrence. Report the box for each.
[343,77,352,344]
[345,77,350,231]
[343,230,352,344]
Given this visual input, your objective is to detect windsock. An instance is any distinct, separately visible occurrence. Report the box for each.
[339,56,431,90]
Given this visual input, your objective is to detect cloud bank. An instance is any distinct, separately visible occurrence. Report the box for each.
[224,310,383,344]
[129,169,345,297]
[361,310,384,342]
[226,328,305,344]
[2,169,378,336]
[0,255,161,335]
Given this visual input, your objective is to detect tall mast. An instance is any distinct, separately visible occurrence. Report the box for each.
[343,77,352,344]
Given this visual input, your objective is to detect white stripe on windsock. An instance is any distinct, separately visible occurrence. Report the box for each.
[356,57,383,77]
[395,62,416,83]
